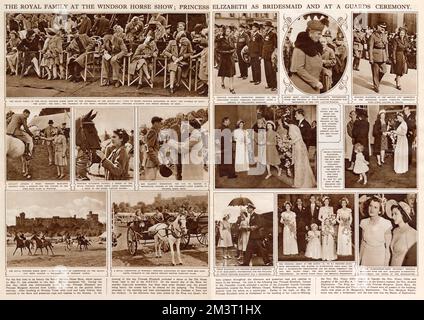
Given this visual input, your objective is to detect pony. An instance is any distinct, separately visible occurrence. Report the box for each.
[75,110,101,180]
[13,234,32,256]
[151,214,187,266]
[31,234,54,255]
[6,125,40,179]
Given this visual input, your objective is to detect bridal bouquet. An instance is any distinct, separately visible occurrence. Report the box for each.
[282,216,296,235]
[386,130,397,147]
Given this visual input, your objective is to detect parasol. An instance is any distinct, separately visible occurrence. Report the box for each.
[228,197,253,207]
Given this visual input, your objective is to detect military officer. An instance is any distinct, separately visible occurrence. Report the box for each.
[248,22,263,85]
[368,22,388,93]
[262,20,277,91]
[236,24,250,79]
[353,27,366,71]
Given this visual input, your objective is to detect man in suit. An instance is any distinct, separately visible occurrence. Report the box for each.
[248,22,263,85]
[368,22,388,93]
[240,203,272,266]
[44,120,56,166]
[294,109,311,147]
[145,116,163,180]
[293,198,307,254]
[353,28,365,71]
[92,14,110,37]
[262,20,277,91]
[306,195,320,226]
[102,27,128,88]
[403,106,416,165]
[351,109,370,161]
[216,117,237,179]
[6,109,34,159]
[66,28,95,82]
[236,24,250,79]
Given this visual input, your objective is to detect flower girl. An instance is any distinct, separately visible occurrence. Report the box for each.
[305,223,321,259]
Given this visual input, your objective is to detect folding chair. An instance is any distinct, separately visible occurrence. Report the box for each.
[100,53,127,86]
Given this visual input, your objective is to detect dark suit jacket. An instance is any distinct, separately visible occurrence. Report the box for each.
[298,119,311,147]
[352,119,369,147]
[305,204,320,226]
[293,205,307,234]
[248,212,264,240]
[248,32,263,58]
[405,113,416,140]
[262,30,277,60]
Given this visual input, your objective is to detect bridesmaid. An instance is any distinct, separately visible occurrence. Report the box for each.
[280,201,299,255]
[372,109,388,166]
[336,197,353,256]
[319,196,337,261]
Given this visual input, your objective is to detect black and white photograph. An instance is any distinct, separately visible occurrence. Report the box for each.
[6,191,106,268]
[283,13,348,94]
[359,193,417,267]
[6,107,70,181]
[352,13,417,94]
[75,107,134,181]
[215,105,317,188]
[112,191,208,267]
[139,107,208,181]
[278,194,355,262]
[214,13,278,95]
[214,193,273,267]
[6,13,208,97]
[344,105,416,188]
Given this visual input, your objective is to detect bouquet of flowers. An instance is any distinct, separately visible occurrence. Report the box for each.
[386,130,397,147]
[276,134,292,169]
[282,216,296,235]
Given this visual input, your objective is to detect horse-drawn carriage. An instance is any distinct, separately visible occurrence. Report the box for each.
[125,212,208,256]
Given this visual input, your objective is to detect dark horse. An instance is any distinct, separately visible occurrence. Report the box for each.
[13,235,32,256]
[76,235,91,251]
[75,109,101,180]
[31,235,54,255]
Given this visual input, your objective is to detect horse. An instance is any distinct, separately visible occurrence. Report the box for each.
[64,237,72,251]
[76,236,91,251]
[75,109,101,180]
[13,235,32,256]
[6,125,40,179]
[151,214,187,266]
[31,235,54,255]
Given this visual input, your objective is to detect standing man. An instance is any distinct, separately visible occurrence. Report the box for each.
[306,195,320,226]
[353,27,365,71]
[294,109,311,148]
[352,109,370,161]
[368,22,388,93]
[262,20,277,91]
[403,106,416,165]
[293,198,307,254]
[6,109,34,159]
[145,116,163,180]
[240,203,271,266]
[236,24,250,80]
[44,120,56,166]
[216,117,237,179]
[248,22,263,85]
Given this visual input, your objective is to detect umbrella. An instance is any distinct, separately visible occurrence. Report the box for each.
[228,197,253,207]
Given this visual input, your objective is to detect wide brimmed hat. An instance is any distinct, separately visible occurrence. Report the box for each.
[378,109,386,115]
[307,20,325,32]
[385,200,412,220]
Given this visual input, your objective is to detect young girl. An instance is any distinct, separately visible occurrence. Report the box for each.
[218,214,233,260]
[305,223,321,260]
[353,143,369,185]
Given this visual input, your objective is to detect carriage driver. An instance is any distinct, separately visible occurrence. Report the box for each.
[153,207,165,223]
[6,109,34,159]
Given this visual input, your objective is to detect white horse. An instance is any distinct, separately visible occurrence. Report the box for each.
[6,125,40,179]
[150,214,187,266]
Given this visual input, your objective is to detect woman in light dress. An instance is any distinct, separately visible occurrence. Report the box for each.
[360,196,392,266]
[336,197,353,256]
[280,202,298,255]
[393,112,409,174]
[265,121,282,179]
[387,201,417,266]
[237,209,250,261]
[282,118,316,188]
[218,214,233,260]
[372,109,388,166]
[318,196,337,261]
[233,120,250,172]
[305,223,321,259]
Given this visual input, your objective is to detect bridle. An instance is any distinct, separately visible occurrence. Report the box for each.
[169,214,187,239]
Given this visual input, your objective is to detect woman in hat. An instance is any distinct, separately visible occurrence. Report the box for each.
[236,208,250,261]
[290,18,326,94]
[336,197,353,256]
[360,196,392,266]
[387,200,417,266]
[318,196,337,261]
[215,25,236,94]
[372,109,389,166]
[218,213,233,260]
[6,30,21,75]
[129,36,158,90]
[280,201,298,255]
[233,120,250,172]
[391,27,411,90]
[393,112,409,174]
[265,120,281,179]
[53,127,68,179]
[180,118,205,180]
[333,31,347,85]
[319,35,336,92]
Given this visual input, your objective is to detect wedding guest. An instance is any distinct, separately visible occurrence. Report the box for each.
[372,109,388,166]
[217,117,237,179]
[216,25,236,94]
[306,195,320,226]
[391,27,410,90]
[360,196,392,266]
[233,120,249,172]
[336,197,353,256]
[265,121,282,179]
[393,112,409,174]
[293,198,307,254]
[404,193,417,230]
[403,106,416,166]
[280,202,298,255]
[388,201,417,266]
[351,109,370,161]
[305,223,321,259]
[218,214,233,260]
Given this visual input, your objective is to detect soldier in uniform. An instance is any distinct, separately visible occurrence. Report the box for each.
[368,22,389,93]
[262,20,277,91]
[248,22,263,85]
[236,24,250,80]
[353,27,366,71]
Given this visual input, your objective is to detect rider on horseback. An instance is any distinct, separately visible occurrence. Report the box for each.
[6,109,34,160]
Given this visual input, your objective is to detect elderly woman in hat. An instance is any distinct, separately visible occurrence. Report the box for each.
[372,109,388,166]
[215,25,236,94]
[290,19,326,94]
[6,30,21,75]
[218,213,233,260]
[265,120,282,179]
[391,27,411,90]
[386,199,417,266]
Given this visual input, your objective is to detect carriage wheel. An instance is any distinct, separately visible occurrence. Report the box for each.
[181,233,190,249]
[196,232,208,246]
[127,227,138,256]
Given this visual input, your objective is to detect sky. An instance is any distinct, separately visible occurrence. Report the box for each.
[75,107,134,138]
[112,191,208,206]
[6,192,106,225]
[139,106,206,127]
[214,193,274,222]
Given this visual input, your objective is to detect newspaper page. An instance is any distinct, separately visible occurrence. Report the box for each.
[0,0,422,301]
